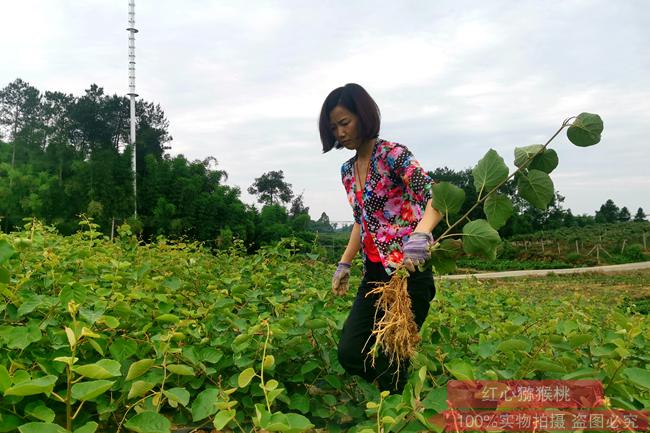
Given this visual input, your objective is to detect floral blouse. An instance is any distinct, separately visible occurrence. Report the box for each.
[341,138,435,275]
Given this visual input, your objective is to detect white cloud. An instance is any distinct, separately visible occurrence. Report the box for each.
[1,0,648,222]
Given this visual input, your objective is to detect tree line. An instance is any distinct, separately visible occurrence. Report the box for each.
[0,78,646,251]
[0,79,341,250]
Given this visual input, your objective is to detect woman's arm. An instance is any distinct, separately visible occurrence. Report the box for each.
[414,198,443,234]
[340,222,361,263]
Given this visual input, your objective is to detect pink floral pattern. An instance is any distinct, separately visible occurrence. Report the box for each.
[341,139,435,275]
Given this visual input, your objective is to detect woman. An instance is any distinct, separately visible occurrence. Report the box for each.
[319,83,443,393]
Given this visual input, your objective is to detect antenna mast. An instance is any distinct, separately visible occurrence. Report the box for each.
[127,0,138,217]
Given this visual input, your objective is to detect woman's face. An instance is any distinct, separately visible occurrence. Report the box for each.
[329,105,362,150]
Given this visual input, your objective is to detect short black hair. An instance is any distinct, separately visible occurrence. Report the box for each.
[318,83,381,153]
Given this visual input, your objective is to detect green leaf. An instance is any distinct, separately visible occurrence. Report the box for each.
[623,368,650,390]
[264,412,290,431]
[514,144,544,168]
[567,112,603,147]
[446,360,474,381]
[79,307,105,325]
[484,194,513,230]
[462,219,501,260]
[238,367,256,388]
[477,342,496,359]
[0,239,16,264]
[0,413,22,432]
[285,412,315,432]
[128,381,155,399]
[109,337,136,361]
[263,379,279,391]
[0,266,9,284]
[73,359,122,379]
[562,368,599,380]
[263,355,275,369]
[4,375,58,396]
[17,294,45,317]
[213,409,236,430]
[73,422,98,433]
[429,239,462,275]
[0,365,11,392]
[517,169,554,209]
[154,314,179,324]
[18,423,69,433]
[59,284,87,306]
[126,359,155,381]
[288,393,310,414]
[163,387,190,407]
[529,149,559,174]
[191,388,219,421]
[0,323,42,350]
[124,412,171,433]
[24,401,55,423]
[568,334,592,348]
[199,347,223,364]
[166,364,194,376]
[299,360,319,375]
[422,387,448,413]
[472,149,509,196]
[267,388,285,404]
[531,360,566,373]
[100,315,120,329]
[431,182,466,217]
[71,380,114,401]
[304,319,327,329]
[497,338,531,353]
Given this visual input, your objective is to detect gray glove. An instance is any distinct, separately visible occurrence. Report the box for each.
[403,232,434,272]
[331,262,351,295]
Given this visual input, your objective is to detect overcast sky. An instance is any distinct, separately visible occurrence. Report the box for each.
[2,0,648,223]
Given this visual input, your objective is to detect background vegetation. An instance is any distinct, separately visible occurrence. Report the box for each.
[1,78,647,268]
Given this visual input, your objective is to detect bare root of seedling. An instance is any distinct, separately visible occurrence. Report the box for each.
[364,270,420,375]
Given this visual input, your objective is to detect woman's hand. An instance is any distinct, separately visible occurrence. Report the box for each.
[332,262,351,295]
[403,232,434,272]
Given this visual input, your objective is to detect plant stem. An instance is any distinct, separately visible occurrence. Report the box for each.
[261,320,271,413]
[72,400,85,420]
[436,120,570,242]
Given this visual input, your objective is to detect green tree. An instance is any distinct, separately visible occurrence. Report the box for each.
[248,170,294,206]
[0,79,42,173]
[618,206,631,222]
[634,207,647,222]
[289,192,309,218]
[595,199,620,223]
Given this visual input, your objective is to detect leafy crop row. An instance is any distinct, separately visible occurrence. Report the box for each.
[1,220,649,432]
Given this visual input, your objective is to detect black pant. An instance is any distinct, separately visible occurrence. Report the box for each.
[337,258,436,393]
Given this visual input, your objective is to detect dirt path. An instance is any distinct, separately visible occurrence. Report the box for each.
[441,261,650,280]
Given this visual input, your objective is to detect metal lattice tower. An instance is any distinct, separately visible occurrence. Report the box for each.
[127,0,138,217]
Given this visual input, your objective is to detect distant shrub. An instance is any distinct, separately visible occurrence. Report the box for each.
[566,252,581,263]
[623,243,647,261]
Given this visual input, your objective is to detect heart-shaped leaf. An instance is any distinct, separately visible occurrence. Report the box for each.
[484,194,513,230]
[567,112,603,147]
[517,169,554,209]
[431,182,465,217]
[462,220,501,260]
[124,412,171,433]
[514,144,544,168]
[472,149,509,197]
[529,149,559,173]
